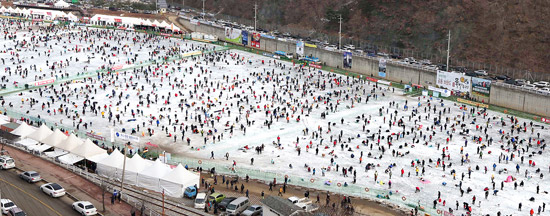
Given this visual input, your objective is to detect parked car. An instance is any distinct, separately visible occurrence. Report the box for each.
[226,197,250,215]
[537,87,550,94]
[522,84,537,90]
[1,199,17,215]
[184,186,197,198]
[515,79,528,86]
[343,44,355,50]
[533,81,549,88]
[242,205,262,216]
[19,171,41,183]
[72,201,97,216]
[40,183,66,198]
[0,156,15,169]
[474,70,488,76]
[194,193,207,209]
[208,192,226,203]
[7,207,26,216]
[465,71,478,77]
[218,197,237,211]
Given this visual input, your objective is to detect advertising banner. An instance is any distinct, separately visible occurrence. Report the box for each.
[115,131,140,142]
[27,78,56,87]
[436,70,471,93]
[309,63,322,69]
[305,43,317,48]
[471,77,491,97]
[241,31,248,46]
[541,117,550,124]
[251,33,261,48]
[379,58,387,73]
[457,98,489,108]
[296,41,305,56]
[224,27,242,44]
[343,51,352,69]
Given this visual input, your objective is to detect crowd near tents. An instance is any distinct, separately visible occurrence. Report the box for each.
[0,6,78,21]
[89,14,182,33]
[8,121,199,198]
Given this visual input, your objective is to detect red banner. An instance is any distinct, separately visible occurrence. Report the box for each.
[160,33,172,37]
[542,117,550,124]
[365,77,378,82]
[251,33,261,48]
[114,18,122,23]
[309,63,322,69]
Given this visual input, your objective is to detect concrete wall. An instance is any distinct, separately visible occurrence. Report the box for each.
[179,18,550,117]
[490,84,550,117]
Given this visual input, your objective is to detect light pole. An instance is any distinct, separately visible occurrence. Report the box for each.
[120,142,129,193]
[338,14,342,50]
[254,2,257,31]
[446,30,451,72]
[202,0,205,15]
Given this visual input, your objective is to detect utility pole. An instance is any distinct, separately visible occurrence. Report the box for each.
[254,2,257,31]
[202,0,205,15]
[120,142,129,193]
[446,30,451,72]
[338,14,343,50]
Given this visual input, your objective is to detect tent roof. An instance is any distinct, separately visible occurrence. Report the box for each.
[40,128,68,147]
[70,138,106,159]
[139,159,171,177]
[58,153,84,165]
[16,138,39,147]
[87,152,109,163]
[54,1,70,7]
[96,150,125,169]
[125,154,153,173]
[152,20,161,26]
[56,133,82,152]
[27,124,53,142]
[161,163,199,185]
[11,123,36,138]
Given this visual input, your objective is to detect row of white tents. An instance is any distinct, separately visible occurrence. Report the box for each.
[89,14,182,32]
[1,6,78,21]
[9,122,199,197]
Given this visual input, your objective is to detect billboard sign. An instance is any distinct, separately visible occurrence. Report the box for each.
[471,77,492,97]
[296,41,304,56]
[241,31,248,45]
[436,70,471,93]
[224,27,242,44]
[379,58,387,73]
[343,51,352,69]
[251,33,261,48]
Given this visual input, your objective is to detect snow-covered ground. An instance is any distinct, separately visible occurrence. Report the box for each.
[1,20,549,215]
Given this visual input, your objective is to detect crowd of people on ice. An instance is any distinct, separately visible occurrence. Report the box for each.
[0,18,548,216]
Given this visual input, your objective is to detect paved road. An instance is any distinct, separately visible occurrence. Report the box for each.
[0,168,79,216]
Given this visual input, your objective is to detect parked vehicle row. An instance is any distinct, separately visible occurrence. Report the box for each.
[0,156,97,216]
[186,185,260,215]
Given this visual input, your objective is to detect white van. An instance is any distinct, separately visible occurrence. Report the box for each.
[0,156,15,169]
[194,193,207,209]
[226,197,250,215]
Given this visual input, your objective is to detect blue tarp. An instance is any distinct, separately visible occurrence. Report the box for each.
[274,51,287,56]
[301,56,320,63]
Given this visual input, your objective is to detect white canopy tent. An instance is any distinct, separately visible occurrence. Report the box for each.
[27,143,52,153]
[11,123,36,138]
[137,160,171,192]
[40,129,68,147]
[55,133,82,152]
[54,0,70,8]
[87,152,109,163]
[44,148,69,158]
[27,124,53,142]
[15,138,38,148]
[122,155,153,185]
[96,150,125,180]
[70,138,107,160]
[160,164,200,197]
[58,153,84,165]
